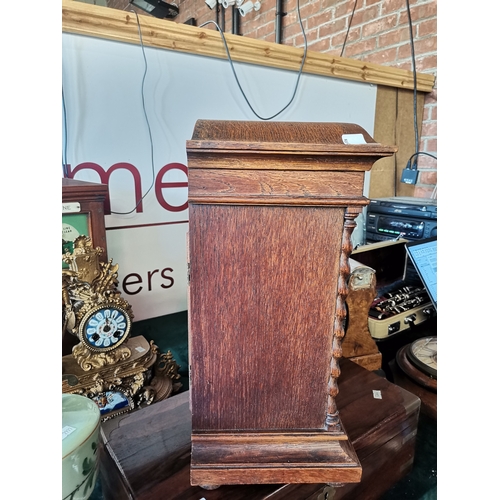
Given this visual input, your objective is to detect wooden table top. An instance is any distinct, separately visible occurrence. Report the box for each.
[99,358,420,500]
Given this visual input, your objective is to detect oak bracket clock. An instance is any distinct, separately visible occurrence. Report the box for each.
[186,120,396,488]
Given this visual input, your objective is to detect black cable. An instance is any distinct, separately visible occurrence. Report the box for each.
[200,0,307,121]
[406,151,437,167]
[340,0,358,58]
[111,9,157,215]
[62,86,69,178]
[406,0,419,162]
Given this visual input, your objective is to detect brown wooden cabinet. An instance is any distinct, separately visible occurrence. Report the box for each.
[62,177,110,355]
[62,177,110,262]
[186,120,396,488]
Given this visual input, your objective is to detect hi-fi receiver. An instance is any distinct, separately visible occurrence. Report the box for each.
[365,197,437,243]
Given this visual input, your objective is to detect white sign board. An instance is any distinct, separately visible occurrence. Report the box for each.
[62,32,377,321]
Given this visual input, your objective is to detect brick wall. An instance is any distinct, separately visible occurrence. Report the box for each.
[108,0,437,198]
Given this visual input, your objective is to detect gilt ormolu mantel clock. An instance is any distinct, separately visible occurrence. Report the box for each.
[186,120,396,488]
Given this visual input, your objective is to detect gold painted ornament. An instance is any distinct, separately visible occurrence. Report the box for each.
[62,235,182,420]
[62,235,134,371]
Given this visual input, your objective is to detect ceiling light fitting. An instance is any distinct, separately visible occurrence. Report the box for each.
[222,0,244,7]
[238,0,261,17]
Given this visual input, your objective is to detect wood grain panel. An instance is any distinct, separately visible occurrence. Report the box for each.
[371,85,398,198]
[186,153,391,172]
[190,121,379,144]
[188,169,365,200]
[189,204,345,431]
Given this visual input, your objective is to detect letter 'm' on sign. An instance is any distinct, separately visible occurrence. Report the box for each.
[66,162,144,212]
[155,163,188,212]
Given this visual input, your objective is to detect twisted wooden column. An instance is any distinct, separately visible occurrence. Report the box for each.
[325,207,362,430]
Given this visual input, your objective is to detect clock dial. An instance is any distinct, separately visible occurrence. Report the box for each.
[79,305,131,352]
[408,336,437,378]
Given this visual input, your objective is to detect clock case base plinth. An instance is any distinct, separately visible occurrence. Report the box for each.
[191,426,361,487]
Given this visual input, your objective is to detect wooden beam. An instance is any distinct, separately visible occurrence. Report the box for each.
[62,1,435,93]
[370,86,426,198]
[371,86,398,198]
[395,89,425,197]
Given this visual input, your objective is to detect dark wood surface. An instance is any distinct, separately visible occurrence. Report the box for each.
[189,204,345,431]
[99,358,420,500]
[389,355,437,421]
[186,120,396,486]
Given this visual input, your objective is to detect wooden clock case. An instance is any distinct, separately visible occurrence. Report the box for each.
[62,177,110,356]
[62,177,110,262]
[186,120,396,488]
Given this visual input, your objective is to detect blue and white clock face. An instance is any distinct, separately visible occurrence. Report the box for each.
[82,306,130,351]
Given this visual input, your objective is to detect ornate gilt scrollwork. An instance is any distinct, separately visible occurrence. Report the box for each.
[62,235,134,370]
[72,342,132,371]
[62,236,182,420]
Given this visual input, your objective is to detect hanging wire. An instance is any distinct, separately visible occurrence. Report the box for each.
[406,0,420,163]
[62,86,69,178]
[403,0,437,203]
[405,0,437,168]
[62,8,157,214]
[111,9,157,215]
[340,0,358,57]
[199,0,308,121]
[407,151,437,164]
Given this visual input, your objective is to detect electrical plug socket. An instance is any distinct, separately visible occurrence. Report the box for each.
[401,168,418,185]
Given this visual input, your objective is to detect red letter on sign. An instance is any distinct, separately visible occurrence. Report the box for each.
[67,162,144,213]
[161,268,175,289]
[155,163,188,212]
[122,273,143,295]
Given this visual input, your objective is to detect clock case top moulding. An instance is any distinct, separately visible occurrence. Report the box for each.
[186,120,397,488]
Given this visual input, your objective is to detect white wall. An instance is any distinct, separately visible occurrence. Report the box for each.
[62,31,378,321]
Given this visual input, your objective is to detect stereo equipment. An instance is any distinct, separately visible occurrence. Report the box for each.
[365,197,437,243]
